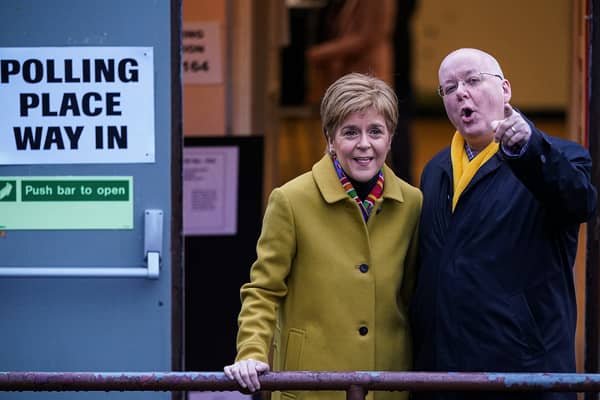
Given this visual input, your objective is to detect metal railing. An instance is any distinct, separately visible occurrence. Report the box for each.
[3,371,600,399]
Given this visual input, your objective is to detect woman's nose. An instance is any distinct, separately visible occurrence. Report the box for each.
[357,133,371,148]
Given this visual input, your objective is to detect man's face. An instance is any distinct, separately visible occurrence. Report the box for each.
[438,50,511,149]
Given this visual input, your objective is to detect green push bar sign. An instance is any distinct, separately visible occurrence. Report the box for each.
[0,177,133,230]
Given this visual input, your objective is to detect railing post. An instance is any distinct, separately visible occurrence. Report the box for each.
[346,384,367,400]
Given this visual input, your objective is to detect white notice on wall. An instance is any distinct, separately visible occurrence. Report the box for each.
[182,21,223,84]
[0,46,155,165]
[183,146,238,235]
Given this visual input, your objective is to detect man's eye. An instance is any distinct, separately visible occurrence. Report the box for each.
[444,84,457,94]
[466,76,482,85]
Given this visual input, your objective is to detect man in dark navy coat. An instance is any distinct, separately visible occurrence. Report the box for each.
[410,48,597,400]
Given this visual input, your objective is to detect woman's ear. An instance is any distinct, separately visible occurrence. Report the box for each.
[325,131,334,154]
[326,143,336,158]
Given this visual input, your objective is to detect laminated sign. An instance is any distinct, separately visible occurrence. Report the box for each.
[0,176,133,230]
[0,46,155,165]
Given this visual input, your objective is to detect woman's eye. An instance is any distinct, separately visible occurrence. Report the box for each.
[342,130,358,137]
[369,128,383,136]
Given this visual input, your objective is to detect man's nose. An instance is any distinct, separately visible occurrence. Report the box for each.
[454,80,470,97]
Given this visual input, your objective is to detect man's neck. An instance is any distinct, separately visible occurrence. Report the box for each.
[464,136,494,160]
[465,136,493,153]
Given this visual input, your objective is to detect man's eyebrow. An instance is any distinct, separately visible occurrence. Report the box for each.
[442,69,479,82]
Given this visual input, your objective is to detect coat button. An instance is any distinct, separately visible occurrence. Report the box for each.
[540,154,546,163]
[358,326,368,336]
[359,264,369,273]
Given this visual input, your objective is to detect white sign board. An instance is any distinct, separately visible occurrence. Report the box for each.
[183,146,238,235]
[182,21,223,84]
[0,46,155,165]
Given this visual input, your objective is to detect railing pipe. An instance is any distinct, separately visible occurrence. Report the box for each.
[3,372,600,394]
[347,384,368,400]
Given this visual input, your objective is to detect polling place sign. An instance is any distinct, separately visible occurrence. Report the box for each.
[0,176,133,230]
[0,47,155,164]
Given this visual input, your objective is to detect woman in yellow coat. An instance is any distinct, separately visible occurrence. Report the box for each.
[224,73,422,400]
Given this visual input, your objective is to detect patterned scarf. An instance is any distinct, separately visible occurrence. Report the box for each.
[332,157,384,221]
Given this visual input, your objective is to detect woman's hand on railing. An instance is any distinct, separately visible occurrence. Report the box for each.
[224,358,270,392]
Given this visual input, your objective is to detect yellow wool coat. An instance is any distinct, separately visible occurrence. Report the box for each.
[236,155,422,400]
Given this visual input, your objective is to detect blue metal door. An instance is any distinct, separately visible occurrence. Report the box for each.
[0,1,181,399]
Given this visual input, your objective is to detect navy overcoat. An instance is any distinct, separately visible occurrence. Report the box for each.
[411,119,597,400]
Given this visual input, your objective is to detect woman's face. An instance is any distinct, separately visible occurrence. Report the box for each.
[328,107,392,182]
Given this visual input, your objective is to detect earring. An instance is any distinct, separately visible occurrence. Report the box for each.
[329,150,336,159]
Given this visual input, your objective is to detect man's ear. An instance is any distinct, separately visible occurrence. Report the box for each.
[502,79,512,104]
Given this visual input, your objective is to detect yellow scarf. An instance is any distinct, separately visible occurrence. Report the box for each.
[450,131,498,212]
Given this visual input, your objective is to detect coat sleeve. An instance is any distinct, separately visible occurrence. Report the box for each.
[503,118,597,224]
[235,188,296,364]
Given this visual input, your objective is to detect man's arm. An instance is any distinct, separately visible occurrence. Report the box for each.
[502,119,597,223]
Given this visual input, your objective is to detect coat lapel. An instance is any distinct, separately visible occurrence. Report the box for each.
[462,152,503,194]
[381,165,404,203]
[436,147,504,196]
[312,155,348,204]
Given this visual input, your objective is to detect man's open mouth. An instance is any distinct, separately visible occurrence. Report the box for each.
[461,107,474,117]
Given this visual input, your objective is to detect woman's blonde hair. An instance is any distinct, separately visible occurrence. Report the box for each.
[320,72,398,141]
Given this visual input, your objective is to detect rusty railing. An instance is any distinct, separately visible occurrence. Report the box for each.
[3,371,600,399]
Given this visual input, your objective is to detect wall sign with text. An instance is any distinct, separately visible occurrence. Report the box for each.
[183,146,238,235]
[0,46,155,165]
[182,21,223,85]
